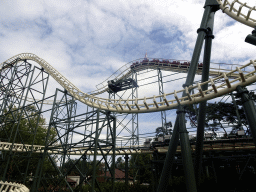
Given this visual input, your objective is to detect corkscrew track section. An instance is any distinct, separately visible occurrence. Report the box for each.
[1,53,256,114]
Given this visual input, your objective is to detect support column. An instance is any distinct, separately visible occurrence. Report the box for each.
[157,1,220,191]
[80,155,87,192]
[111,115,116,192]
[157,115,180,192]
[92,109,100,192]
[195,9,217,186]
[131,71,139,145]
[157,68,167,132]
[236,86,256,145]
[178,108,197,192]
[31,154,43,192]
[125,154,129,190]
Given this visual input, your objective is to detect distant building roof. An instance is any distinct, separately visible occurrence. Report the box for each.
[98,168,133,181]
[66,177,77,183]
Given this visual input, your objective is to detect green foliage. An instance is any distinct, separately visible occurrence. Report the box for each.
[116,156,125,170]
[187,102,248,128]
[62,158,102,177]
[0,105,57,181]
[166,176,186,191]
[129,154,152,184]
[0,105,56,144]
[75,182,151,192]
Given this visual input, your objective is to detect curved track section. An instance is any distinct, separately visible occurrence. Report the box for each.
[217,0,256,28]
[1,53,256,113]
[90,58,242,96]
[0,180,29,192]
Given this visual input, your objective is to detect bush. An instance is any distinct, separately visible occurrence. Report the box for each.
[74,182,151,192]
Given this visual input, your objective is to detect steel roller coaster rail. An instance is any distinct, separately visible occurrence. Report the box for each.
[2,1,256,190]
[0,181,29,192]
[0,53,256,155]
[1,53,256,114]
[217,0,256,28]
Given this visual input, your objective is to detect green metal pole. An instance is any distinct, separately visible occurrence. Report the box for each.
[125,154,129,190]
[157,115,180,192]
[157,1,219,191]
[178,108,197,191]
[92,109,100,192]
[236,86,256,146]
[2,64,32,181]
[37,88,59,190]
[194,9,218,187]
[112,116,116,192]
[31,155,43,192]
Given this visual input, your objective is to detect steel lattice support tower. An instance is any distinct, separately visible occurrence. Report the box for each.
[131,70,139,145]
[0,60,50,188]
[37,89,117,192]
[157,68,167,133]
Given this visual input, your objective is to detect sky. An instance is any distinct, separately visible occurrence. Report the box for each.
[1,0,256,144]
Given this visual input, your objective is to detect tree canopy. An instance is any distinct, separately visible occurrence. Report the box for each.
[129,154,152,184]
[186,97,251,137]
[0,105,57,183]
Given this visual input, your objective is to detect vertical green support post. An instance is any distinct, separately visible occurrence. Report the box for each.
[125,154,129,189]
[131,71,139,145]
[157,115,180,192]
[80,155,87,192]
[231,93,242,127]
[31,155,43,192]
[157,68,167,132]
[158,1,220,191]
[2,63,31,181]
[111,115,116,192]
[178,107,197,192]
[195,8,218,187]
[92,109,100,192]
[236,86,256,146]
[37,88,59,190]
[24,67,50,185]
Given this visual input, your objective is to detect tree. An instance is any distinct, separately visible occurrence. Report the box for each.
[62,158,101,177]
[116,156,125,170]
[129,154,152,184]
[186,99,251,137]
[0,105,57,183]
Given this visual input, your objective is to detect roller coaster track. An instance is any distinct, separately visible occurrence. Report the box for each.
[2,2,256,190]
[217,0,256,28]
[0,180,29,192]
[1,139,255,155]
[89,58,243,96]
[0,142,152,155]
[1,53,256,113]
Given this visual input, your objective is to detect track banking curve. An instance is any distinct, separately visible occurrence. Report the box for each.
[1,53,256,114]
[217,0,256,28]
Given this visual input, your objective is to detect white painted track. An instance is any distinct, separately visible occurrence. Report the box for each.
[1,140,255,155]
[0,142,152,155]
[217,0,256,28]
[1,53,256,113]
[0,180,29,192]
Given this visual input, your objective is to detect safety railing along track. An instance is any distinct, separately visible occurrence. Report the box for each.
[1,53,256,114]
